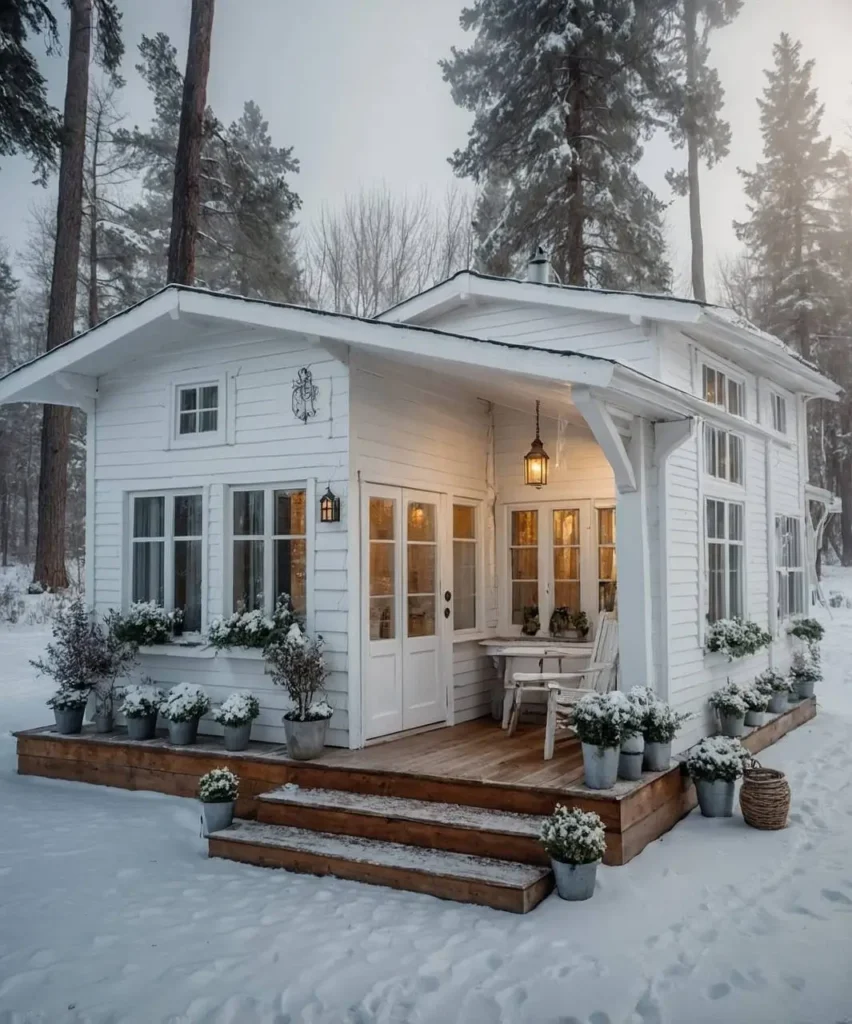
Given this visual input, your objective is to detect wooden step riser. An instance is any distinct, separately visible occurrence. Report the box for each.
[208,836,554,913]
[257,800,550,866]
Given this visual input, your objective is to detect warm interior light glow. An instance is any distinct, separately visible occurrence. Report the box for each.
[524,401,549,488]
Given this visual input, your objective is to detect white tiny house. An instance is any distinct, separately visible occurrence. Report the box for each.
[0,261,839,755]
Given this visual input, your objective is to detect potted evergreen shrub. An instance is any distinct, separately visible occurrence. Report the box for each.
[642,700,690,771]
[686,736,746,818]
[539,804,606,901]
[742,685,770,727]
[46,688,89,735]
[198,767,239,836]
[572,692,623,790]
[212,692,260,751]
[708,681,748,737]
[120,681,163,740]
[754,668,793,714]
[790,650,821,700]
[160,683,211,745]
[611,691,646,781]
[265,623,332,760]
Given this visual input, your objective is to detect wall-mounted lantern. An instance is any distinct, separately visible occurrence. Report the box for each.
[319,486,341,523]
[524,400,549,488]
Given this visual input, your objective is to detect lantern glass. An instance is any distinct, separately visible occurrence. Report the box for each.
[320,488,340,523]
[524,439,549,487]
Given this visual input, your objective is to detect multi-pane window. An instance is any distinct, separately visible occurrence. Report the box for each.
[407,501,437,639]
[703,365,744,417]
[597,507,617,612]
[369,497,395,641]
[771,392,787,434]
[706,498,744,623]
[510,510,538,626]
[552,508,580,613]
[776,515,804,619]
[704,423,744,484]
[232,487,306,617]
[452,504,477,632]
[132,493,203,632]
[177,384,218,436]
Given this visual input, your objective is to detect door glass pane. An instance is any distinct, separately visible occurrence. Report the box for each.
[553,509,580,615]
[554,581,581,610]
[275,489,306,535]
[370,543,395,596]
[407,544,436,595]
[553,547,579,580]
[512,582,538,625]
[511,547,538,579]
[407,502,435,542]
[234,490,264,535]
[370,498,395,541]
[511,510,537,545]
[370,598,394,641]
[599,546,616,581]
[453,504,475,539]
[510,510,538,626]
[134,496,164,538]
[599,582,617,612]
[453,540,476,631]
[174,539,202,631]
[233,539,264,612]
[408,596,436,638]
[132,541,164,605]
[553,509,579,546]
[174,494,202,537]
[275,538,306,616]
[598,508,615,545]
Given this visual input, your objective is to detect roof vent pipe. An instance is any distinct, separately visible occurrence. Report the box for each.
[526,245,551,285]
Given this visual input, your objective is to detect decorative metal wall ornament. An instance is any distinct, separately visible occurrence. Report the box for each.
[292,367,319,423]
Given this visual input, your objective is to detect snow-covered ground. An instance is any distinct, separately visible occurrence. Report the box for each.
[2,576,852,1023]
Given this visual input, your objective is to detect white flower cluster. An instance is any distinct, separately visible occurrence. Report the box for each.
[754,668,793,694]
[705,618,772,660]
[113,601,177,646]
[608,690,646,737]
[198,766,239,803]
[708,680,749,717]
[212,692,260,727]
[160,683,210,723]
[47,688,89,710]
[741,685,769,712]
[207,599,295,650]
[686,736,747,782]
[539,804,607,865]
[643,701,690,744]
[306,699,334,721]
[120,683,163,719]
[791,650,821,683]
[572,691,625,749]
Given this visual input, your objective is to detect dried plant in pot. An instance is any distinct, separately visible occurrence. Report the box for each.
[572,692,623,790]
[741,685,770,728]
[265,623,332,760]
[160,683,211,745]
[539,805,606,901]
[198,767,239,836]
[708,681,749,737]
[642,701,691,771]
[686,736,747,818]
[754,669,793,714]
[120,681,164,740]
[212,693,260,751]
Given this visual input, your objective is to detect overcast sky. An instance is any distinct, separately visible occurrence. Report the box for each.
[2,0,851,301]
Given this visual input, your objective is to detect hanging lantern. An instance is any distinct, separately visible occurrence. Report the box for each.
[524,400,549,488]
[319,486,341,523]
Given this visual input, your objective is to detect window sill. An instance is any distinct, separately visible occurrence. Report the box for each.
[214,648,265,661]
[453,631,498,644]
[138,643,217,660]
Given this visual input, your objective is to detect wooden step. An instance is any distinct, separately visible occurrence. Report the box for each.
[208,820,554,914]
[257,785,549,865]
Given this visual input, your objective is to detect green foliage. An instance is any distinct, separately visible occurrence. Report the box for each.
[787,618,825,644]
[198,767,239,803]
[549,607,589,637]
[572,692,623,749]
[686,736,747,782]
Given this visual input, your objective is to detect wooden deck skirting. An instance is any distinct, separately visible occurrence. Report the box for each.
[15,698,816,867]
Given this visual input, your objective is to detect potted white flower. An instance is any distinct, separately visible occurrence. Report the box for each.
[708,681,748,737]
[686,736,746,817]
[106,602,174,646]
[265,623,333,760]
[120,681,163,740]
[741,685,770,727]
[705,618,772,660]
[539,804,606,901]
[198,767,239,835]
[642,700,690,771]
[572,692,623,790]
[160,683,211,745]
[790,650,821,701]
[611,690,647,781]
[212,692,261,751]
[208,597,294,650]
[754,669,793,714]
[46,687,90,734]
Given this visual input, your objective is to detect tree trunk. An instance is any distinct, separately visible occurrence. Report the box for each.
[564,53,585,287]
[684,0,706,302]
[88,105,101,329]
[167,0,215,286]
[34,0,92,590]
[841,457,852,566]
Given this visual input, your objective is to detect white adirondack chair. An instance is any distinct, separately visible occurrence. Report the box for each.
[506,612,619,760]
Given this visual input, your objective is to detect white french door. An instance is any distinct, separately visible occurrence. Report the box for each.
[362,484,447,740]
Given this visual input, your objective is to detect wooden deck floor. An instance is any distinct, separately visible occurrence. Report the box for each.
[318,720,586,790]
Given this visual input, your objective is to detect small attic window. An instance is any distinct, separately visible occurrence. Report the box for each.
[168,377,227,449]
[178,384,218,436]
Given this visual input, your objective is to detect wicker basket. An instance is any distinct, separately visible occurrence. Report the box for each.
[739,757,790,830]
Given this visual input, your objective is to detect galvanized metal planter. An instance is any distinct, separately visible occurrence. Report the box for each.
[53,707,85,735]
[794,678,815,700]
[768,692,788,714]
[581,743,619,790]
[223,722,252,751]
[618,732,644,781]
[201,800,235,836]
[167,718,200,746]
[744,710,767,728]
[551,859,599,901]
[719,712,746,738]
[283,716,330,760]
[94,713,114,734]
[643,740,672,772]
[695,778,736,817]
[126,713,158,740]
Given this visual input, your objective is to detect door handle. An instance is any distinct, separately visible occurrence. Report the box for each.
[444,591,452,602]
[444,607,451,619]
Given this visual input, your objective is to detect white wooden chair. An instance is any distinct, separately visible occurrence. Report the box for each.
[506,613,619,760]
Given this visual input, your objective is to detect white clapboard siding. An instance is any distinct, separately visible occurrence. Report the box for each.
[93,328,351,747]
[419,300,656,374]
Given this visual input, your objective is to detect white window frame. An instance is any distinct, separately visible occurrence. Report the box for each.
[775,514,804,621]
[227,483,311,623]
[704,422,744,485]
[127,489,205,634]
[771,391,788,435]
[705,497,745,623]
[596,504,617,612]
[702,362,746,418]
[451,498,483,636]
[166,372,227,449]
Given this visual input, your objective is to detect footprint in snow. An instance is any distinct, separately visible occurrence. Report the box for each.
[708,982,731,1000]
[782,974,806,992]
[822,889,852,906]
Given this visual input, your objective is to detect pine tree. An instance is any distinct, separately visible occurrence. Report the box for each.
[659,0,741,301]
[441,0,671,291]
[734,35,839,361]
